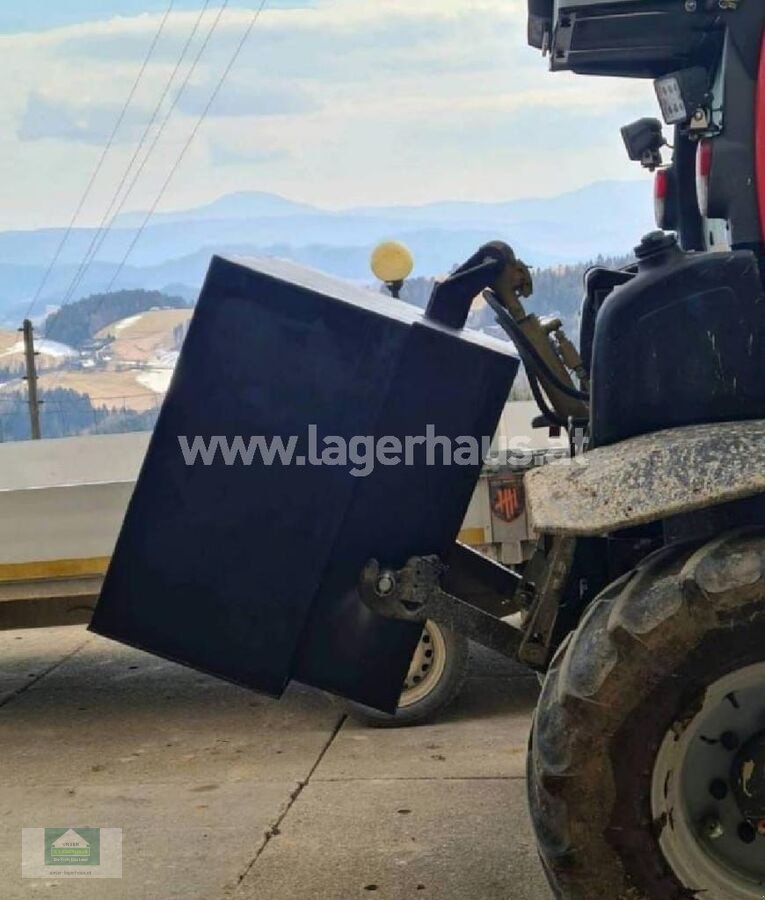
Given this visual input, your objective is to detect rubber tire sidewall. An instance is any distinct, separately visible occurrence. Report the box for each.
[611,616,765,898]
[527,532,765,900]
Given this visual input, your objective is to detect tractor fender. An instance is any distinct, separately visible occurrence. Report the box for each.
[525,419,765,536]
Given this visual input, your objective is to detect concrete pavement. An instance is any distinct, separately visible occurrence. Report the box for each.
[0,625,550,899]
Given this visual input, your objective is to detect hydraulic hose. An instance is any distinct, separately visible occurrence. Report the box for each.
[484,290,590,403]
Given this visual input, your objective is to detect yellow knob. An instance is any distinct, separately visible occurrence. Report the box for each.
[370,241,414,284]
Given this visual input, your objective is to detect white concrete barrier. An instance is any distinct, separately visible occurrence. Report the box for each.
[0,402,564,594]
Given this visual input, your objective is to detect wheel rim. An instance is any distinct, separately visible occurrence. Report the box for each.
[651,662,765,898]
[398,621,448,708]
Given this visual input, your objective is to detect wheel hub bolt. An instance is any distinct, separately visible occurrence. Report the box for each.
[738,822,757,844]
[702,816,724,840]
[375,572,396,597]
[709,779,728,801]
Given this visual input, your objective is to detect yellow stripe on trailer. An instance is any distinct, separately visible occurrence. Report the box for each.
[457,527,487,547]
[0,556,111,584]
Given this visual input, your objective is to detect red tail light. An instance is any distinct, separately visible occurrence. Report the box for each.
[654,168,669,228]
[756,32,765,241]
[696,139,713,216]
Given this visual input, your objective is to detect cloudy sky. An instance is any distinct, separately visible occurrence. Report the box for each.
[0,1,655,230]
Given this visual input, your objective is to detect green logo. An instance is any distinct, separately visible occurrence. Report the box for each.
[44,829,100,866]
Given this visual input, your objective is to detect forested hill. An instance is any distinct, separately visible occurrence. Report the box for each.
[44,258,633,353]
[44,289,189,348]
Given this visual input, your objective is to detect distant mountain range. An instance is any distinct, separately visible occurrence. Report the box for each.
[0,180,655,324]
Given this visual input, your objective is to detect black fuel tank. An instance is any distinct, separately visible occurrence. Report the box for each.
[90,256,518,713]
[590,231,765,447]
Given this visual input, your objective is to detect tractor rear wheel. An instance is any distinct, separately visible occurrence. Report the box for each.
[527,530,765,899]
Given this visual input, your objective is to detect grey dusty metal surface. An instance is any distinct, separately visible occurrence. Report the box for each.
[525,420,765,536]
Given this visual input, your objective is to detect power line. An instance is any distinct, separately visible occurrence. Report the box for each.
[91,0,234,294]
[60,1,213,307]
[60,0,214,309]
[25,0,176,320]
[106,0,270,292]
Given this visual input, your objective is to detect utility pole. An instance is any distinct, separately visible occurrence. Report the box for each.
[21,319,42,440]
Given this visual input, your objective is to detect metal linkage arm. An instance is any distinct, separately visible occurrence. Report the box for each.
[358,554,523,660]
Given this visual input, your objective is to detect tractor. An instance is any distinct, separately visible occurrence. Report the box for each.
[520,3,765,896]
[91,1,765,897]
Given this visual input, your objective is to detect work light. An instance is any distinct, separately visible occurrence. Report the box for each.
[654,67,710,126]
